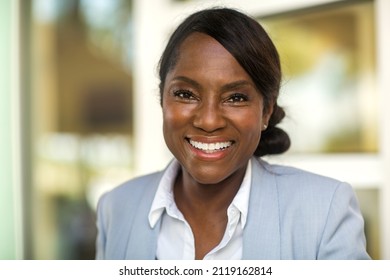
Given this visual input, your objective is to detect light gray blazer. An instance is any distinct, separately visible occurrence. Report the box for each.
[95,158,370,259]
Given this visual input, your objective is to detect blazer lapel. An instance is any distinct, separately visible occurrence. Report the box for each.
[124,172,162,259]
[242,158,281,259]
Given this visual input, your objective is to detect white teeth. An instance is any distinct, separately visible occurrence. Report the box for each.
[189,139,232,152]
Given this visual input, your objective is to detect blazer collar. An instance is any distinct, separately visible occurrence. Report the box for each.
[242,158,281,259]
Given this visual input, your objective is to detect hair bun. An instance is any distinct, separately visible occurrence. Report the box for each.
[255,104,290,157]
[256,126,290,157]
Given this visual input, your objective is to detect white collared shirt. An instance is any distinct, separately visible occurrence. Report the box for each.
[148,159,252,260]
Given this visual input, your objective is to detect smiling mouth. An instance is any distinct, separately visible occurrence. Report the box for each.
[187,139,233,153]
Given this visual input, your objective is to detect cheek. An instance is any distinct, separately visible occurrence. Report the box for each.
[231,109,263,136]
[162,107,177,141]
[162,104,195,159]
[230,109,264,153]
[162,107,179,154]
[162,103,192,138]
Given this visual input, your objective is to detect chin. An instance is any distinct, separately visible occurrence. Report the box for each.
[186,166,233,185]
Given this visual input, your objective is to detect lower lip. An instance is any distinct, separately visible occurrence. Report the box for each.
[186,141,233,161]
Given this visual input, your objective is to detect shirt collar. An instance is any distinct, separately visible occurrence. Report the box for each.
[148,158,253,229]
[148,160,180,228]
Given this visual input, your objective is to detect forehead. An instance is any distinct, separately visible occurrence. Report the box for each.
[181,32,225,52]
[177,32,232,62]
[168,32,251,81]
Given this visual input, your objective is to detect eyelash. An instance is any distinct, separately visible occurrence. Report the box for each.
[227,93,249,103]
[173,89,196,100]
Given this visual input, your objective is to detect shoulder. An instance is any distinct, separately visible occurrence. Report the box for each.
[95,171,164,259]
[252,157,362,234]
[254,157,345,193]
[107,171,162,196]
[251,158,369,259]
[252,157,355,211]
[98,171,163,213]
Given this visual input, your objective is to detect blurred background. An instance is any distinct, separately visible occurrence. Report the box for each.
[1,0,389,260]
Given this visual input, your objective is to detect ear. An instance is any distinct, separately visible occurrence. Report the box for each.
[262,103,274,130]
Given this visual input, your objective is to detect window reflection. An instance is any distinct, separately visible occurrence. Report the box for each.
[355,188,380,260]
[262,1,377,153]
[31,0,133,259]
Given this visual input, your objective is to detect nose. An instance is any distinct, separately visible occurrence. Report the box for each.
[193,99,227,133]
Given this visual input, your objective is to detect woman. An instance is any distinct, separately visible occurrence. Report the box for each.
[96,8,370,260]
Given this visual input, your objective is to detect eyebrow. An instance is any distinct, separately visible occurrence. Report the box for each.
[171,76,201,89]
[220,80,255,92]
[171,76,255,92]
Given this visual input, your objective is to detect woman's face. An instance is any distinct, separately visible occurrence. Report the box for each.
[162,32,271,185]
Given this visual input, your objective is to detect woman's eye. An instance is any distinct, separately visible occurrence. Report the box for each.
[173,90,195,100]
[227,93,248,103]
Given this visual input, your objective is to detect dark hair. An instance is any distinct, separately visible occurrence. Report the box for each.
[158,7,290,156]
